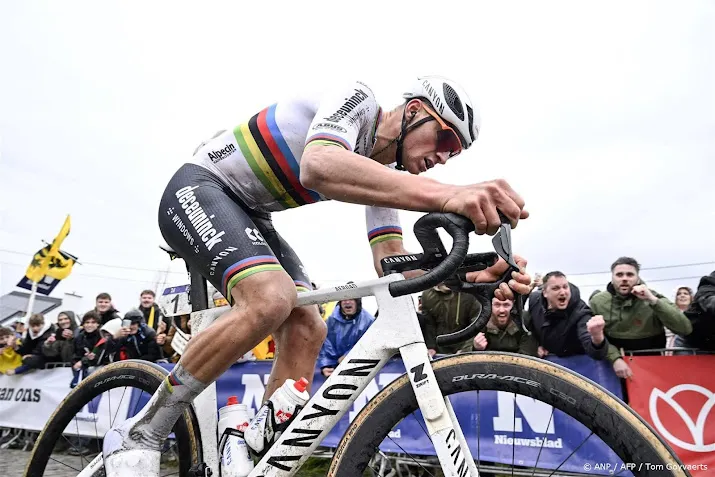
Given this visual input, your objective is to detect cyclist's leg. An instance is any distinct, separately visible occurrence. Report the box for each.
[253,215,327,399]
[103,164,297,471]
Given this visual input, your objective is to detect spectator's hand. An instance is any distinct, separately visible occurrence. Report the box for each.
[632,285,658,305]
[587,315,606,344]
[337,355,345,364]
[466,255,531,301]
[46,335,56,344]
[62,329,74,339]
[5,369,15,376]
[86,352,95,360]
[613,358,633,379]
[22,354,33,360]
[114,327,130,339]
[72,361,82,370]
[428,348,437,358]
[441,179,528,235]
[322,367,334,377]
[538,346,549,358]
[158,321,167,334]
[156,333,167,345]
[473,332,488,351]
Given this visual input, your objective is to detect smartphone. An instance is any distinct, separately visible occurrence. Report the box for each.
[122,319,132,328]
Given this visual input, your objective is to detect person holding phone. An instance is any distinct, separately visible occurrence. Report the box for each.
[109,310,162,363]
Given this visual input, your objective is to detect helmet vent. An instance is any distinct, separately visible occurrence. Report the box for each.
[466,104,476,142]
[443,83,464,121]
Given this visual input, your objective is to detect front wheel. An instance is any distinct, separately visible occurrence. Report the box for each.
[24,360,202,477]
[329,352,688,477]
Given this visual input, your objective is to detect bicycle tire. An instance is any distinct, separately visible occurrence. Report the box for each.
[24,360,203,477]
[329,352,689,477]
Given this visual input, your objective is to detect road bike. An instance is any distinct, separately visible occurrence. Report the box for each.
[24,213,689,476]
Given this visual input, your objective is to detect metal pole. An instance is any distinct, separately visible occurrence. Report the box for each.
[23,280,39,323]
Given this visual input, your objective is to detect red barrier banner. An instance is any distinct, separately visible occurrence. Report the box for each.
[625,355,715,476]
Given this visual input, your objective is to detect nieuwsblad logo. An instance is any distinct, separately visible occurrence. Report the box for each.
[649,384,715,453]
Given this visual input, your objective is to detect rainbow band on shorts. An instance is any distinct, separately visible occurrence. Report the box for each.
[368,225,403,246]
[223,255,283,302]
[295,280,312,293]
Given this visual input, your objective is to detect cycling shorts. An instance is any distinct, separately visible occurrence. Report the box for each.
[158,163,312,304]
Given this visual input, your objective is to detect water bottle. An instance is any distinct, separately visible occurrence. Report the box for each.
[218,396,254,477]
[244,377,310,454]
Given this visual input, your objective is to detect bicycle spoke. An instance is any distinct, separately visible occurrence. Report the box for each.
[547,430,594,477]
[48,455,82,472]
[111,385,130,427]
[386,433,436,477]
[133,389,145,417]
[531,405,556,476]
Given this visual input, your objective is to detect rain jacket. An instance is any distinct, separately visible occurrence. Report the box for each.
[421,288,481,355]
[590,282,692,362]
[317,303,375,370]
[43,311,79,363]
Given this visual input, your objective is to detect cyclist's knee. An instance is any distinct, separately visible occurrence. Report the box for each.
[229,271,297,325]
[276,306,327,350]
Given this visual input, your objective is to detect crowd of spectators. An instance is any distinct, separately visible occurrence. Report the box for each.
[414,256,713,380]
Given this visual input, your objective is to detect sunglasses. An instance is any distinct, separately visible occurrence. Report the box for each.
[423,106,463,157]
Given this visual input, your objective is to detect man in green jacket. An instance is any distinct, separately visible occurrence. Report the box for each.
[589,257,692,379]
[473,297,537,355]
[421,283,482,356]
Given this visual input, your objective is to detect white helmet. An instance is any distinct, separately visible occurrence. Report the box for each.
[403,76,481,149]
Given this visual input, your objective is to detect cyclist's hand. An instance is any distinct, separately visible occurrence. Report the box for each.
[322,367,334,377]
[613,358,633,379]
[441,179,528,235]
[465,255,531,300]
[473,333,488,351]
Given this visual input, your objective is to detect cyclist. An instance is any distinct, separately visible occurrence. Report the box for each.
[103,76,533,474]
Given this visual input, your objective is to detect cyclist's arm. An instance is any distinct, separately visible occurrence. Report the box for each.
[365,204,425,278]
[300,81,450,213]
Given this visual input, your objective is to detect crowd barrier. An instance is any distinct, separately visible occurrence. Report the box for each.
[1,354,712,476]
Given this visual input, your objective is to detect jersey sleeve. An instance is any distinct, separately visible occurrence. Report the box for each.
[306,81,378,152]
[366,206,403,246]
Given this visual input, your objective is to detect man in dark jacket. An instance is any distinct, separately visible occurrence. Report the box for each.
[525,271,608,360]
[110,310,161,362]
[675,271,715,351]
[43,310,79,364]
[95,292,121,325]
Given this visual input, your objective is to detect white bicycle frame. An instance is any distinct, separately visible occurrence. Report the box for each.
[78,273,480,477]
[189,272,480,477]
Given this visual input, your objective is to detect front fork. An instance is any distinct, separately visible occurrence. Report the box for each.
[400,342,479,477]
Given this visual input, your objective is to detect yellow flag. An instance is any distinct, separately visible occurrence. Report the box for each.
[25,215,73,283]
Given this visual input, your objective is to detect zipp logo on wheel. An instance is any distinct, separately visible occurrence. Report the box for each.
[245,227,267,246]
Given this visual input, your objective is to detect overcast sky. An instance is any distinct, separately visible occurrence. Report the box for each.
[1,1,713,320]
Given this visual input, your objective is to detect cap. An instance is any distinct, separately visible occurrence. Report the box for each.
[226,396,239,406]
[294,377,309,393]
